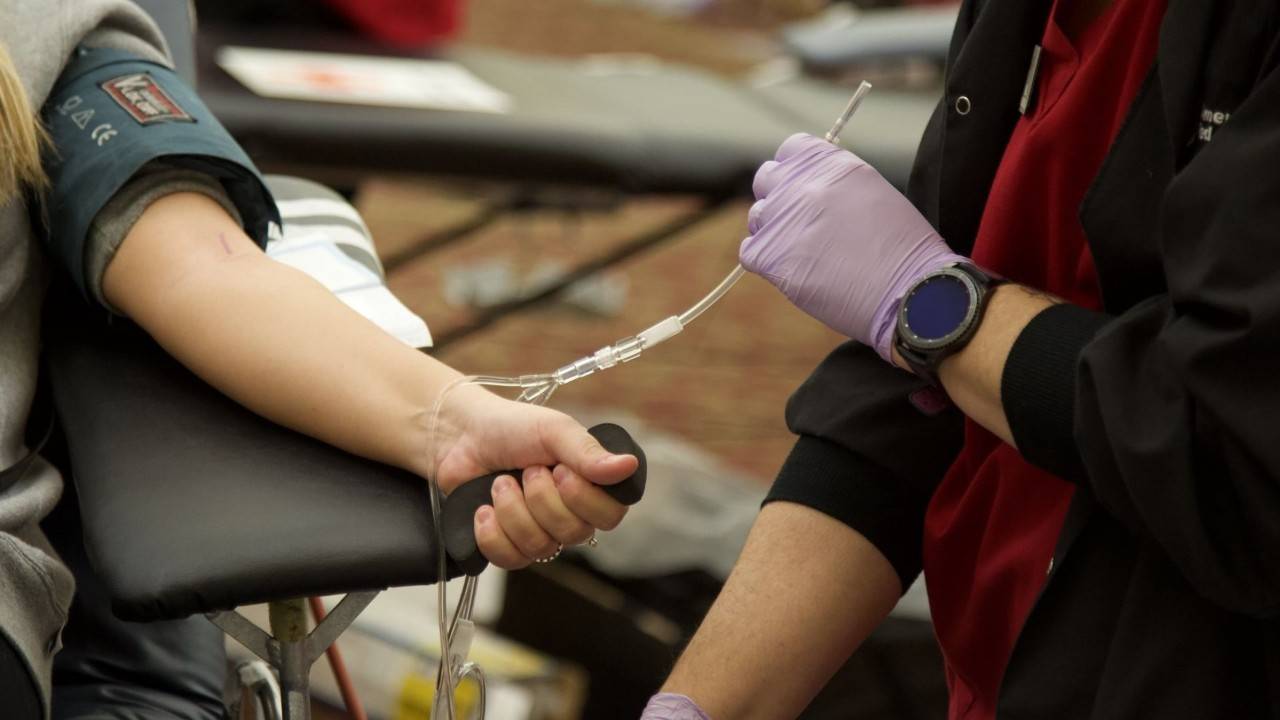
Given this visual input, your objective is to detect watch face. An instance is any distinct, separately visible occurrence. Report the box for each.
[900,270,978,347]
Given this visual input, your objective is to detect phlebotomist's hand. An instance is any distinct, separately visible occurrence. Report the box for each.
[429,383,638,570]
[740,133,966,362]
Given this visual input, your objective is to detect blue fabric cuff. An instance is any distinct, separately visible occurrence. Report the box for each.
[40,46,278,298]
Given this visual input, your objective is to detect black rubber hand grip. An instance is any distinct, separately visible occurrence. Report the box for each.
[441,423,647,576]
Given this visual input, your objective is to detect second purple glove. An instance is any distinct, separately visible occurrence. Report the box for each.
[741,133,966,363]
[641,693,711,720]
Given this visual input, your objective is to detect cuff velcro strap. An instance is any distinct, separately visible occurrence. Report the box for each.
[40,47,279,298]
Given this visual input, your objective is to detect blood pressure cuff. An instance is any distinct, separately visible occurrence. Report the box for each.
[40,47,279,298]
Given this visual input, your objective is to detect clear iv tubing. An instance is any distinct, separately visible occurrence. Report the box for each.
[426,79,873,720]
[519,80,873,400]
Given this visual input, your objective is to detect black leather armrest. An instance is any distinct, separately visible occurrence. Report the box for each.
[44,294,457,622]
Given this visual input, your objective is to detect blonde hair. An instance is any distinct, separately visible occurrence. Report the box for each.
[0,42,48,202]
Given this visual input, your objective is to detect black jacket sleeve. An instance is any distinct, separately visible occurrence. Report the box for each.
[765,85,965,593]
[1001,62,1280,618]
[766,341,964,591]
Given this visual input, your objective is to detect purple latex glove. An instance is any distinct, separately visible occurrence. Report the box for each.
[741,133,967,363]
[641,693,712,720]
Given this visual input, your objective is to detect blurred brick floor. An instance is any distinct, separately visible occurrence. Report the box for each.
[354,0,846,485]
[464,0,818,75]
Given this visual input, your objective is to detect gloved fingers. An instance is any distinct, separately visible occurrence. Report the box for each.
[552,464,628,532]
[523,465,596,545]
[747,199,767,235]
[775,132,823,161]
[489,473,561,560]
[739,209,781,276]
[474,505,531,570]
[740,198,795,275]
[739,232,765,275]
[753,160,782,199]
[740,255,790,297]
[758,134,862,200]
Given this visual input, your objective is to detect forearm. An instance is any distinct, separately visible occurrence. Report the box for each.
[663,502,901,720]
[103,192,455,478]
[895,284,1058,447]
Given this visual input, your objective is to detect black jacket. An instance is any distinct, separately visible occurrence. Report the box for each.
[767,0,1280,716]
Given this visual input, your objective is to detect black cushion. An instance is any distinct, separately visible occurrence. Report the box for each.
[44,297,457,622]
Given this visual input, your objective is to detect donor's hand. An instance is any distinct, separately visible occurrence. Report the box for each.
[430,384,638,569]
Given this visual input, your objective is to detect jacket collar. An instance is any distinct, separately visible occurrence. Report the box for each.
[1157,0,1216,153]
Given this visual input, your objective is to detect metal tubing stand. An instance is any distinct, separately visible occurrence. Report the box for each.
[209,591,380,720]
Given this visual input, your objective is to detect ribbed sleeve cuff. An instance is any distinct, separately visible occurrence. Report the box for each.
[765,434,928,593]
[1001,302,1110,482]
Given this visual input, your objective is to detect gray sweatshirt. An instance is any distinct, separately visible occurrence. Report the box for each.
[1,2,233,713]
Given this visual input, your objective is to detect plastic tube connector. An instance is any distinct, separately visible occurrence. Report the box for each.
[611,336,646,364]
[592,343,628,370]
[432,619,477,720]
[637,316,684,349]
[448,619,476,673]
[553,356,600,385]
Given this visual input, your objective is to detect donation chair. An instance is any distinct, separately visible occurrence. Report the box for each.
[45,301,439,719]
[42,171,646,719]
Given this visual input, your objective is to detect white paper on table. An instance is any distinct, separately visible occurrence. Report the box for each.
[267,240,432,348]
[216,45,512,113]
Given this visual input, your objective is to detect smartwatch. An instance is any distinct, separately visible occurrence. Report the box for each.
[894,262,1002,386]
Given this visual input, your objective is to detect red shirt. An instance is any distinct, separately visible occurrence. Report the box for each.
[323,0,463,46]
[921,1,1166,718]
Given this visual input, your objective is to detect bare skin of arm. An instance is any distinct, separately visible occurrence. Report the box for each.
[892,283,1060,448]
[661,502,901,719]
[102,192,639,569]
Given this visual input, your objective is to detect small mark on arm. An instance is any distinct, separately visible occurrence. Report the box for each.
[217,232,233,255]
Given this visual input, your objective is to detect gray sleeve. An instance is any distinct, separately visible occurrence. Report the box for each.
[85,163,242,312]
[0,0,171,109]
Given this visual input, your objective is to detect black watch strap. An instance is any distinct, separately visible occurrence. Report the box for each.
[894,263,1002,386]
[897,338,942,387]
